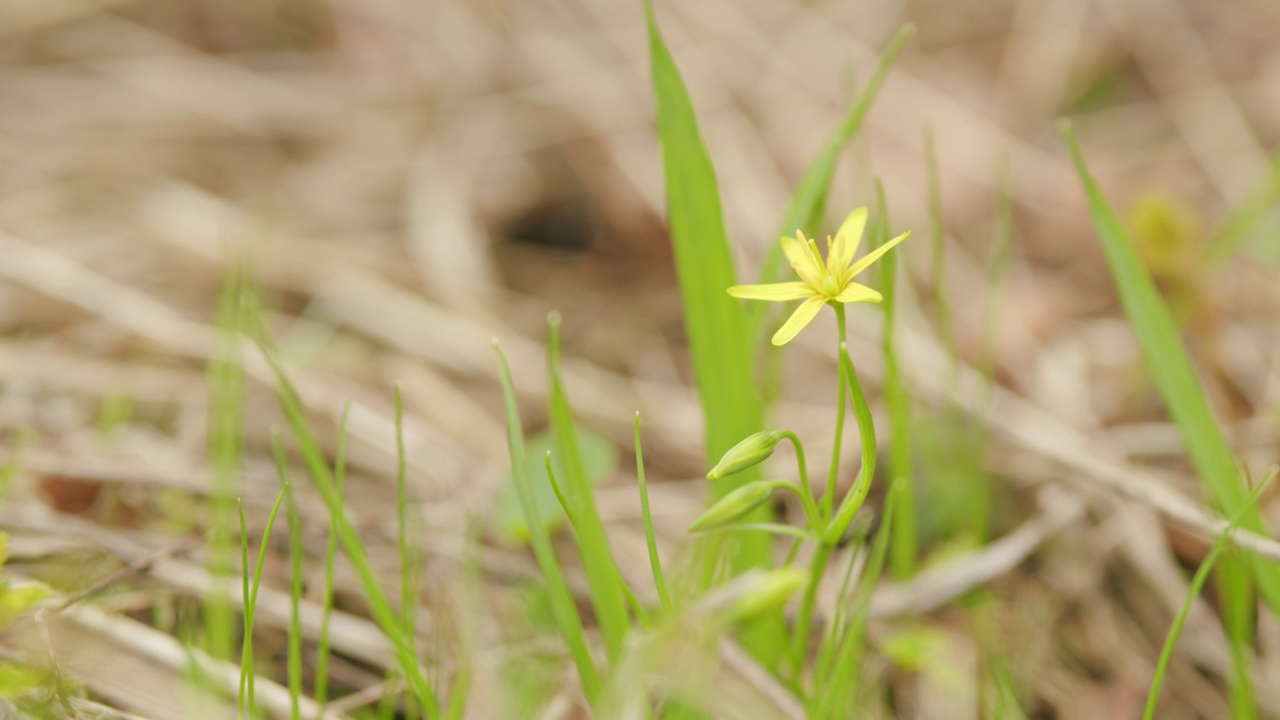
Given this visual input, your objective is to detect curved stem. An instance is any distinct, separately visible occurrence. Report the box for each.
[823,304,849,519]
[779,430,822,533]
[825,345,879,544]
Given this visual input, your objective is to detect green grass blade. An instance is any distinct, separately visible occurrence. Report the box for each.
[239,482,288,717]
[1205,148,1280,264]
[253,316,440,716]
[271,435,304,720]
[1144,469,1278,720]
[236,500,252,716]
[314,404,350,716]
[634,413,672,613]
[1059,120,1280,614]
[546,315,631,661]
[206,258,247,664]
[394,385,421,720]
[642,0,764,493]
[874,180,915,579]
[642,0,783,661]
[493,341,603,705]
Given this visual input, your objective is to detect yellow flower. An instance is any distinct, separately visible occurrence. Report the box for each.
[729,208,909,345]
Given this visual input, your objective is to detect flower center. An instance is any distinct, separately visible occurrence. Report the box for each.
[819,275,840,297]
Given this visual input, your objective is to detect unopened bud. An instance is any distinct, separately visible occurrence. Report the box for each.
[722,567,808,625]
[688,480,780,533]
[706,431,782,480]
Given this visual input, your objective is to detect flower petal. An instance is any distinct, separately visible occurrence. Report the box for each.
[845,230,909,279]
[781,232,824,287]
[727,282,815,302]
[770,296,826,346]
[833,282,883,304]
[829,207,867,273]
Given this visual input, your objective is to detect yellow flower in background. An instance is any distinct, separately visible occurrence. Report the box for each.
[728,208,909,346]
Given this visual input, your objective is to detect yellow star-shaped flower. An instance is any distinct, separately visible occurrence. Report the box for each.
[728,208,909,346]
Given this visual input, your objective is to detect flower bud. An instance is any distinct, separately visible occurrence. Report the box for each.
[706,430,782,480]
[721,567,808,625]
[688,480,779,533]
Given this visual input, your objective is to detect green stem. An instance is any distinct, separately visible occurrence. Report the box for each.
[823,304,849,518]
[825,346,879,543]
[791,343,880,683]
[634,413,672,613]
[780,430,823,534]
[789,542,834,679]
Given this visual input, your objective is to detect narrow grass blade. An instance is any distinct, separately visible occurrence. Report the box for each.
[253,314,440,716]
[236,500,252,716]
[1206,148,1280,264]
[394,385,421,720]
[271,435,304,720]
[874,180,915,579]
[546,315,631,661]
[1144,469,1278,720]
[635,413,672,613]
[238,483,288,717]
[206,259,247,664]
[1060,120,1280,614]
[642,0,782,660]
[494,341,603,705]
[314,404,350,715]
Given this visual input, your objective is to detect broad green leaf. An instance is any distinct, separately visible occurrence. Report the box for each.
[643,0,782,661]
[494,428,618,542]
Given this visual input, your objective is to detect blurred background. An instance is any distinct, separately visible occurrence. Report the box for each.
[1,0,1279,718]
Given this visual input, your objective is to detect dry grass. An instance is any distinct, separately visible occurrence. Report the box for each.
[1,0,1279,718]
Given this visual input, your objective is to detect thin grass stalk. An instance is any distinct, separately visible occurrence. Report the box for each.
[634,413,672,613]
[314,404,350,716]
[822,303,850,519]
[207,259,246,664]
[236,500,252,716]
[238,484,288,717]
[394,386,420,720]
[1144,469,1278,720]
[271,434,304,720]
[255,325,440,716]
[546,315,631,661]
[874,179,915,579]
[493,342,603,705]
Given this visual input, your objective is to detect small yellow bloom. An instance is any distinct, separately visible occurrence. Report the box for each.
[729,208,909,345]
